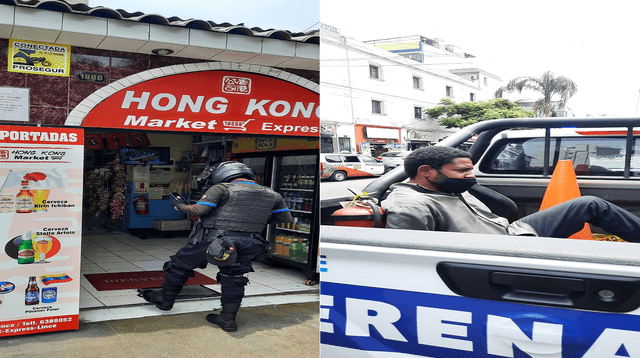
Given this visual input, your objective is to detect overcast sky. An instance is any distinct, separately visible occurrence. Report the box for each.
[89,1,640,117]
[321,0,640,117]
[91,0,319,33]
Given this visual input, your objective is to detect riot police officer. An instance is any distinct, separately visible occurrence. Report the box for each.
[140,161,292,332]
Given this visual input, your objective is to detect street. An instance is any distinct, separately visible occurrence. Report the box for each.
[3,301,319,358]
[320,177,376,200]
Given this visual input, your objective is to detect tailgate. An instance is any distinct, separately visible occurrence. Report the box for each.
[320,225,640,357]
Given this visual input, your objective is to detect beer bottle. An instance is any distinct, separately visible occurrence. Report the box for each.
[15,180,33,213]
[25,276,39,305]
[17,231,34,264]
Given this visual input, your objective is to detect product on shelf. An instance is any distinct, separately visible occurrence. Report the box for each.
[274,234,309,262]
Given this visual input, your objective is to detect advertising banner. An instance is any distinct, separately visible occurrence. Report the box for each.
[360,143,371,156]
[77,70,319,137]
[8,39,71,77]
[0,125,84,337]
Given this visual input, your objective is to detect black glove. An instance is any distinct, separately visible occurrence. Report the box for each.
[171,197,187,208]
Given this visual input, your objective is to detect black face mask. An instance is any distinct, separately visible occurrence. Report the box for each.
[432,171,477,193]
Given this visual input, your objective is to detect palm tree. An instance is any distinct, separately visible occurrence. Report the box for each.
[494,71,577,117]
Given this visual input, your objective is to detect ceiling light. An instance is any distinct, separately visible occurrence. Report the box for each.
[152,48,174,56]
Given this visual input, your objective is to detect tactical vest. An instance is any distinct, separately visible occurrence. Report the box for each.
[200,183,280,233]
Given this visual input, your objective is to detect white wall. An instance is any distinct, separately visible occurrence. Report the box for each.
[321,28,489,151]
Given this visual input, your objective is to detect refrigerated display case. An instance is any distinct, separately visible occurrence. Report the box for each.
[236,151,319,278]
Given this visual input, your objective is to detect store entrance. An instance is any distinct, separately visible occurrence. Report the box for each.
[82,130,320,279]
[82,130,229,237]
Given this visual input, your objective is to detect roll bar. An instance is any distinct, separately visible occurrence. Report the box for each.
[362,117,640,200]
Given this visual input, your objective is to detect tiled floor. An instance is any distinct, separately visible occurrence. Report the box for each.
[80,230,318,310]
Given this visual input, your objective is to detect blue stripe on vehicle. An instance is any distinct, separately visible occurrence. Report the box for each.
[272,208,290,213]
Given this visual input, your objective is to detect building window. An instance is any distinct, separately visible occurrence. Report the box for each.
[339,137,351,152]
[372,100,383,114]
[414,106,423,119]
[470,93,476,101]
[320,137,334,153]
[369,64,380,79]
[484,77,488,86]
[446,86,454,97]
[413,76,423,89]
[401,53,424,63]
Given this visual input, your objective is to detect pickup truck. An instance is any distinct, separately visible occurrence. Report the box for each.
[320,117,640,357]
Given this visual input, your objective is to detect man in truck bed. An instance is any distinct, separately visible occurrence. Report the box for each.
[381,146,640,241]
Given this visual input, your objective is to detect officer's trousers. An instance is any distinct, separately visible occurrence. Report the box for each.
[164,234,266,306]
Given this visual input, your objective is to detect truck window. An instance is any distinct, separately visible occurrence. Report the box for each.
[484,136,640,176]
[342,156,360,163]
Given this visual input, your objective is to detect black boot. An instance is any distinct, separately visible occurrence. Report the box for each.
[206,302,241,332]
[140,261,192,311]
[140,288,174,311]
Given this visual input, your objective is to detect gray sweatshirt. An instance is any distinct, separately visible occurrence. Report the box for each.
[381,182,537,236]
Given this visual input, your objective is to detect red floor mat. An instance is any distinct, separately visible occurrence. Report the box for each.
[84,271,218,291]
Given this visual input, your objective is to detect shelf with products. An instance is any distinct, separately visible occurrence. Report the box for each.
[276,227,310,234]
[273,233,309,263]
[277,209,312,233]
[264,153,318,277]
[278,179,315,191]
[282,192,314,213]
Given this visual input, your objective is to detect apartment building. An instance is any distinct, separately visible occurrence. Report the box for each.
[320,29,502,156]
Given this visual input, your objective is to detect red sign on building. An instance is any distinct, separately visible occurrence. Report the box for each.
[80,71,319,137]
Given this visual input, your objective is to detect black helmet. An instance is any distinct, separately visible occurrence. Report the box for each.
[201,161,255,184]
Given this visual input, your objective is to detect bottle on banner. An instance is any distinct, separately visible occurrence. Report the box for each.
[16,180,33,213]
[17,231,34,264]
[25,276,39,305]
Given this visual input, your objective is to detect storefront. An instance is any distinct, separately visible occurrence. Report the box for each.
[406,129,435,150]
[0,1,318,337]
[354,124,402,157]
[73,65,320,278]
[404,124,458,151]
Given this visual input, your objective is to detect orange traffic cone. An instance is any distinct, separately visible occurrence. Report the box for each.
[539,160,592,240]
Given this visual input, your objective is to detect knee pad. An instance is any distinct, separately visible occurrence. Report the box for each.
[163,260,195,279]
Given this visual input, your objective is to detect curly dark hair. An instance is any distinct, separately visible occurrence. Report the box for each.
[404,146,471,178]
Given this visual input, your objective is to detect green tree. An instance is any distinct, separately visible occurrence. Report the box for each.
[425,98,534,128]
[494,70,578,117]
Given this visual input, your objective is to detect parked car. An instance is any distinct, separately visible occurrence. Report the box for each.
[320,153,385,181]
[376,150,412,172]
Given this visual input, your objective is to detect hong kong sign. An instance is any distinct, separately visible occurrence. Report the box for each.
[74,70,319,137]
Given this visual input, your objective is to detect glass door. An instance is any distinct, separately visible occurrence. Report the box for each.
[270,154,317,265]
